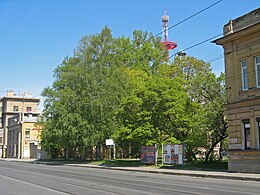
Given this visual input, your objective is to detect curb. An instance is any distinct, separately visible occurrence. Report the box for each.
[64,164,260,182]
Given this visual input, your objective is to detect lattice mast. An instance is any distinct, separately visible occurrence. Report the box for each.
[162,9,177,50]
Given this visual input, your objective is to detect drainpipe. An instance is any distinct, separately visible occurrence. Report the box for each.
[18,132,21,159]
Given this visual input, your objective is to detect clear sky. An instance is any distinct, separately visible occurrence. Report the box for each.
[0,0,259,109]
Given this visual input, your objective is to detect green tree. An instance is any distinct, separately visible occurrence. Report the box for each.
[41,27,132,159]
[171,56,227,162]
[113,65,192,157]
[40,26,227,162]
[40,27,167,159]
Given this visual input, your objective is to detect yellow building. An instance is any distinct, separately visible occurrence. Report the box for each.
[214,8,260,173]
[0,90,40,157]
[7,114,42,159]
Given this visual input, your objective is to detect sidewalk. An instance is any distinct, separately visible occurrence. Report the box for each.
[1,158,260,181]
[66,163,260,181]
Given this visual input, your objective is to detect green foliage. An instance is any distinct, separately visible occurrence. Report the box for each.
[113,66,191,156]
[41,27,132,158]
[172,56,227,161]
[40,26,227,161]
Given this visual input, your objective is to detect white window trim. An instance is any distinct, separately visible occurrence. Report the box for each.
[255,56,260,88]
[244,122,251,150]
[257,122,260,149]
[25,129,30,138]
[241,60,248,91]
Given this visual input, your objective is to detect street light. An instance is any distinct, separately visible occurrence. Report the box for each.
[177,51,187,57]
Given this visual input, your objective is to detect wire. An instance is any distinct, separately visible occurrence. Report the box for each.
[168,0,224,31]
[206,55,224,63]
[167,17,259,61]
[169,33,224,59]
[145,0,224,43]
[201,48,259,83]
[158,16,260,85]
[194,16,260,65]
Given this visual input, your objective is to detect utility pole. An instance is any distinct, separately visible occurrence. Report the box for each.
[18,132,21,159]
[113,144,116,160]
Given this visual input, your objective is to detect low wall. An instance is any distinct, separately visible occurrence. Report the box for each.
[229,150,260,173]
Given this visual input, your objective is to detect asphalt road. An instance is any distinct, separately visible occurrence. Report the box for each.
[0,161,259,195]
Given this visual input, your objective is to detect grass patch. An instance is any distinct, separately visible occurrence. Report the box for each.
[38,158,228,171]
[160,161,228,171]
[94,159,228,171]
[38,158,141,167]
[90,159,142,167]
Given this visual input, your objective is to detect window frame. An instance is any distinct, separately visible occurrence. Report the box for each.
[257,118,260,149]
[255,56,260,88]
[13,106,19,112]
[241,60,248,91]
[25,129,30,139]
[243,120,251,150]
[259,123,260,150]
[258,121,260,150]
[26,106,32,113]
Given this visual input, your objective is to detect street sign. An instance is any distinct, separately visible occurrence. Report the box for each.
[106,139,114,146]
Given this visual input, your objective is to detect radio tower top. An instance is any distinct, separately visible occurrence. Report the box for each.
[161,9,177,51]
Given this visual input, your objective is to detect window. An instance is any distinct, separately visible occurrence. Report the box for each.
[26,107,32,112]
[13,106,19,112]
[25,129,30,138]
[243,121,251,149]
[258,122,260,149]
[257,118,260,149]
[256,56,260,88]
[241,60,248,91]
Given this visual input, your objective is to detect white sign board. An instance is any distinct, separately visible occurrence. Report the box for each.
[163,144,184,165]
[106,139,114,146]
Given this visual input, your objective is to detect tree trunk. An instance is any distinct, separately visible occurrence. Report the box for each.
[65,149,69,159]
[90,147,94,160]
[96,144,102,160]
[218,141,223,160]
[73,147,77,159]
[186,149,197,162]
[205,135,227,163]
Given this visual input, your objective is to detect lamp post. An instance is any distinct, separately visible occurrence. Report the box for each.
[177,51,187,57]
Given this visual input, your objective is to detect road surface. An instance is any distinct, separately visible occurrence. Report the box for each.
[0,161,259,195]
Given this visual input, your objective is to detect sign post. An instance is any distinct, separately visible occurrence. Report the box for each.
[113,144,116,160]
[161,144,164,166]
[155,144,158,166]
[106,139,115,160]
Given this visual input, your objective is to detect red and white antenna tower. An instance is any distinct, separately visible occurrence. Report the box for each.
[162,9,177,50]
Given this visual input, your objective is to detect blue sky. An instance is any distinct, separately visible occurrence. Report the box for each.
[0,0,259,109]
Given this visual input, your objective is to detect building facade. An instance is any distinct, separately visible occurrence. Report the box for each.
[7,114,42,159]
[0,90,40,157]
[214,8,260,173]
[0,100,3,144]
